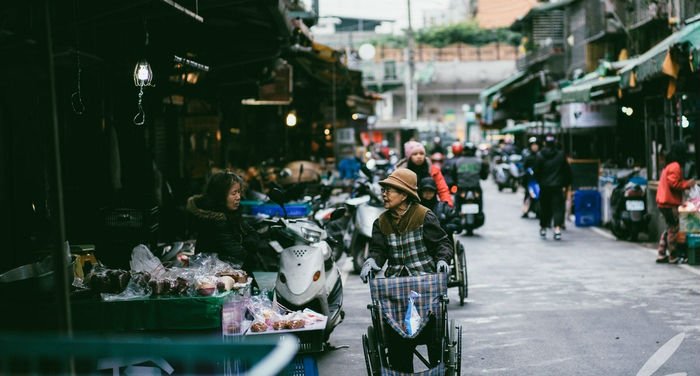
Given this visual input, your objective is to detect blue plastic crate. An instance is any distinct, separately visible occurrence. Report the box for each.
[574,190,601,227]
[250,202,311,218]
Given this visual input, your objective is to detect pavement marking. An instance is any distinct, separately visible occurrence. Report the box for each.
[588,227,700,277]
[636,332,686,376]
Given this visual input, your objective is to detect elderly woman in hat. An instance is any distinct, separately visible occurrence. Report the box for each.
[360,168,454,281]
[360,168,454,373]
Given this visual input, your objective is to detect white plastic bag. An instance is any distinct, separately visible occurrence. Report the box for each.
[129,244,165,278]
[404,290,422,336]
[688,185,700,201]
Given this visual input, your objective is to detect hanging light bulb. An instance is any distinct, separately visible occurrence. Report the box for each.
[133,59,154,125]
[286,110,297,127]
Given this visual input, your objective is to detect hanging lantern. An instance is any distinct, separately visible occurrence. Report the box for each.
[133,59,153,87]
[133,59,153,125]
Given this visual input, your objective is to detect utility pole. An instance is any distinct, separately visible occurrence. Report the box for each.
[405,0,417,124]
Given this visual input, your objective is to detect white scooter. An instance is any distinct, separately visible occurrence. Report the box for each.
[267,189,346,344]
[348,166,386,273]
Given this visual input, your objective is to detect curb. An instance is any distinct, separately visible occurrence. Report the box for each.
[588,226,700,277]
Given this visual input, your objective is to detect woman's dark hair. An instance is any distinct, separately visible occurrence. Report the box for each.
[666,141,688,166]
[202,171,245,211]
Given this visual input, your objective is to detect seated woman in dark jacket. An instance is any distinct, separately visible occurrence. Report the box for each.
[187,171,260,269]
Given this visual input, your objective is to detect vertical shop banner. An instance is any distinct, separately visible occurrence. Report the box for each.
[560,103,617,128]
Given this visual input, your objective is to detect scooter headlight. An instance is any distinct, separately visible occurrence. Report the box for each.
[301,227,322,243]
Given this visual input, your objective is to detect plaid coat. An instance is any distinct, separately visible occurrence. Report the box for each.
[369,203,453,277]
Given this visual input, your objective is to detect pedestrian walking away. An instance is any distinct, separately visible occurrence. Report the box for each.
[534,134,572,240]
[655,141,696,264]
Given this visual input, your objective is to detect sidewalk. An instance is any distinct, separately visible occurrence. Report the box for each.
[586,223,700,277]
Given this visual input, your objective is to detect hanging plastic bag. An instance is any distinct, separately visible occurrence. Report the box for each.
[404,290,421,336]
[688,185,700,201]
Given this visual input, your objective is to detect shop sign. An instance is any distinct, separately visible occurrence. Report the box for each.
[560,103,617,128]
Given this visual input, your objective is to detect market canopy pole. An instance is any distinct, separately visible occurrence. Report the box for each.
[44,0,73,336]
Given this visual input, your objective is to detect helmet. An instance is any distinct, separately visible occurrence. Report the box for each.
[430,152,444,163]
[544,134,556,146]
[528,136,538,145]
[451,142,463,156]
[463,142,477,156]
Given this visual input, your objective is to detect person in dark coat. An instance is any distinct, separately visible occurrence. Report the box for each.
[534,135,572,240]
[187,171,260,269]
[419,177,460,235]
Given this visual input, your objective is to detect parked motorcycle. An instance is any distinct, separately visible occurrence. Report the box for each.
[266,188,346,342]
[349,165,386,273]
[610,169,648,241]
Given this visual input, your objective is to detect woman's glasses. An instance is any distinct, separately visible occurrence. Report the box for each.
[381,187,399,194]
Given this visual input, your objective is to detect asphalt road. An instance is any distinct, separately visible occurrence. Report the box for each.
[317,180,700,375]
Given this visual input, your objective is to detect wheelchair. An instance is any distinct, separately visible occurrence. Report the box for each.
[362,272,462,375]
[448,237,468,306]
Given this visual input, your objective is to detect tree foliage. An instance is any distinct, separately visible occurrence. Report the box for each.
[370,22,521,48]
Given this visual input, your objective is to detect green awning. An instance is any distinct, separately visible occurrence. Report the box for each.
[534,89,562,115]
[479,71,528,102]
[500,123,530,134]
[620,21,700,88]
[500,121,559,134]
[561,75,620,103]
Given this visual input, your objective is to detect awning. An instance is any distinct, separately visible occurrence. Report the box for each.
[534,89,561,115]
[479,70,539,114]
[620,21,700,88]
[500,121,559,134]
[479,71,528,102]
[561,75,620,103]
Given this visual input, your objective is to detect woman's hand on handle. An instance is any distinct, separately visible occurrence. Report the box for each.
[360,258,381,283]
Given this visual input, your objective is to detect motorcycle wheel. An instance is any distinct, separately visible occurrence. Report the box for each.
[353,236,370,274]
[611,222,629,240]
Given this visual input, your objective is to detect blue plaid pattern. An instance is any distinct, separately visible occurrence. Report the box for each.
[380,364,445,376]
[385,226,436,277]
[369,273,447,339]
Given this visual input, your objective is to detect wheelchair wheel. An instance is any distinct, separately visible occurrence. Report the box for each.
[455,241,468,305]
[362,326,381,375]
[456,323,463,376]
[447,319,461,376]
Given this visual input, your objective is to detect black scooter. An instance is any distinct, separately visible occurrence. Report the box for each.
[455,187,484,236]
[610,169,648,241]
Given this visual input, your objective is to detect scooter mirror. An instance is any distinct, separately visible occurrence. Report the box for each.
[269,188,286,205]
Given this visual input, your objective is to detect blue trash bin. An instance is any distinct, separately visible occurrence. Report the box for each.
[574,190,601,227]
